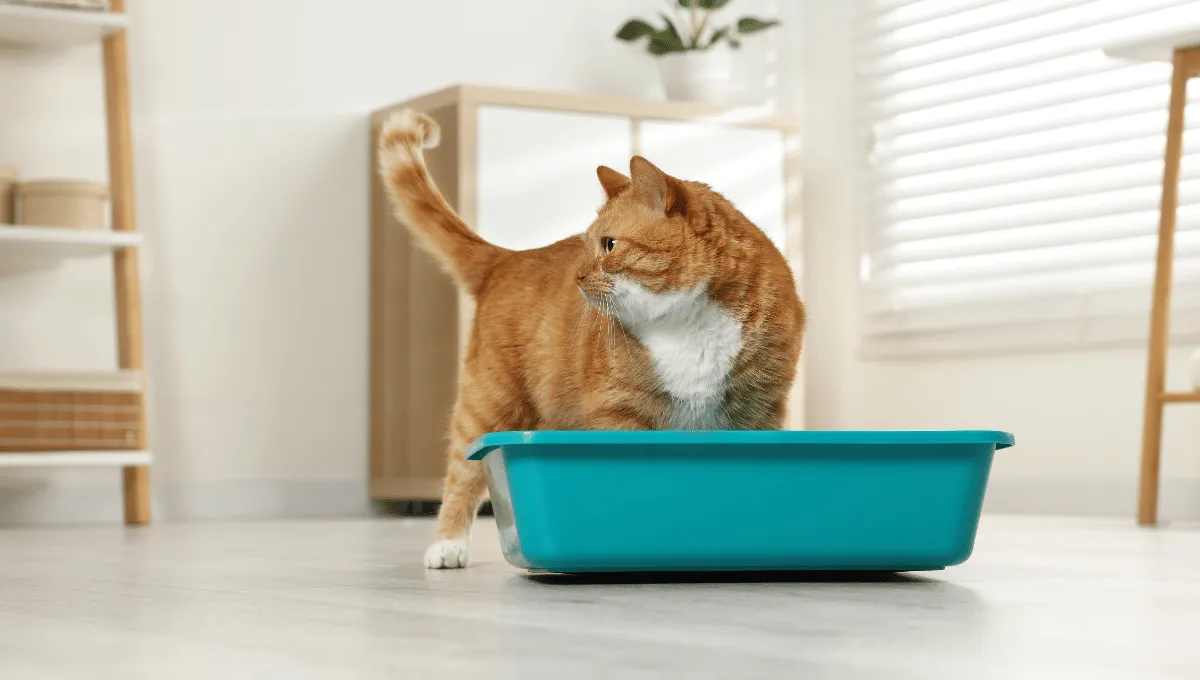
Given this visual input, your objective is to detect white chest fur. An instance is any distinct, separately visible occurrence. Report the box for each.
[612,278,744,429]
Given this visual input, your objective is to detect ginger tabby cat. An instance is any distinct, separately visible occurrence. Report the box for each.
[378,110,805,568]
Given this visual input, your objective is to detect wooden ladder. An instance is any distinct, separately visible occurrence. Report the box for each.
[1138,44,1200,527]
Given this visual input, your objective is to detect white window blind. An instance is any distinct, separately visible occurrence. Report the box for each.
[858,0,1200,357]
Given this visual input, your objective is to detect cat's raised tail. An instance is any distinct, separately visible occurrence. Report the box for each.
[377,110,506,295]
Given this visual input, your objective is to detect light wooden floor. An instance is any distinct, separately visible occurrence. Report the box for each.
[0,515,1196,679]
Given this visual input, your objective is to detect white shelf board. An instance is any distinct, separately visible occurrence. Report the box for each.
[0,3,125,48]
[1102,27,1200,64]
[0,450,150,468]
[0,225,139,272]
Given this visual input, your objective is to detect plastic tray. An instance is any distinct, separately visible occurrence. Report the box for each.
[469,430,1014,573]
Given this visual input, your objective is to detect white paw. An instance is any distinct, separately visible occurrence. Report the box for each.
[424,538,470,569]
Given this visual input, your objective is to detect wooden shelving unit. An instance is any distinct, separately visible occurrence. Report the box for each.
[0,0,151,524]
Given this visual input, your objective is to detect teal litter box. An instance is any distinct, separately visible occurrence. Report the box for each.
[468,429,1014,573]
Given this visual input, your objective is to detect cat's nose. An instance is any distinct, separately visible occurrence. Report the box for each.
[576,273,586,283]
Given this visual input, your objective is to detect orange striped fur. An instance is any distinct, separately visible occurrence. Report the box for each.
[378,110,805,568]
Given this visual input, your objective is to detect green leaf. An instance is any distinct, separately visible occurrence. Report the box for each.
[657,13,686,45]
[728,37,741,49]
[679,0,735,12]
[706,26,728,48]
[648,39,686,55]
[649,27,687,54]
[616,19,657,42]
[736,17,780,34]
[658,12,681,38]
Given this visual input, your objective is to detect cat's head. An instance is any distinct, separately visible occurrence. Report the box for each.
[576,156,716,326]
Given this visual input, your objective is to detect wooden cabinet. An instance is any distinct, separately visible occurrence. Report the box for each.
[368,85,802,501]
[639,121,788,251]
[476,106,633,251]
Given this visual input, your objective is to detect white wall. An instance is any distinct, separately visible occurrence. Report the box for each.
[8,0,1194,525]
[0,0,789,523]
[802,0,1200,521]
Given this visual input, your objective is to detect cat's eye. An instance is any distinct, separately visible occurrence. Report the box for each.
[602,237,617,253]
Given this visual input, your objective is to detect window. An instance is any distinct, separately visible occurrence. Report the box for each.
[858,0,1200,357]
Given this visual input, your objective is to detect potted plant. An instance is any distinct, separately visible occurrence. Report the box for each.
[616,1,780,105]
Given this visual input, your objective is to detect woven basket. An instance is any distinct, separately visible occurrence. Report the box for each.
[0,371,142,452]
[15,179,109,229]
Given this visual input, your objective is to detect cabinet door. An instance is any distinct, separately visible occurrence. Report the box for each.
[638,121,787,252]
[476,106,633,251]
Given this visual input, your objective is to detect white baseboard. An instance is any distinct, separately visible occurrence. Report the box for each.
[0,478,372,525]
[983,477,1200,521]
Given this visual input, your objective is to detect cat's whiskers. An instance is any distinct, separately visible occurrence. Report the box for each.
[588,297,605,339]
[603,297,616,349]
[569,295,591,346]
[604,297,628,359]
[607,288,638,357]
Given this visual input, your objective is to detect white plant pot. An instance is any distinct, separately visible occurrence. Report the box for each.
[657,47,734,105]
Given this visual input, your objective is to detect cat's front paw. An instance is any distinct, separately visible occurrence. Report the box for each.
[424,538,470,569]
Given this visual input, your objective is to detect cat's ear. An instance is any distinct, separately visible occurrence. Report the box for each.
[629,156,686,218]
[596,166,631,200]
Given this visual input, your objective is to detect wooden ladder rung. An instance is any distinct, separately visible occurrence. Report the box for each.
[1160,392,1200,403]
